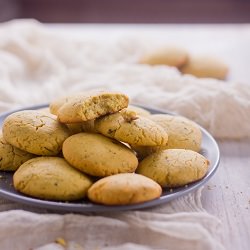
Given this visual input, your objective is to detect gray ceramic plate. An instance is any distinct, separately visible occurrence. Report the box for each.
[0,104,220,213]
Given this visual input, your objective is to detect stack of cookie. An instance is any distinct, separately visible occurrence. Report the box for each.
[0,91,209,205]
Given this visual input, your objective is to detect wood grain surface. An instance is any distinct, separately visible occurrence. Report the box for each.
[202,141,250,250]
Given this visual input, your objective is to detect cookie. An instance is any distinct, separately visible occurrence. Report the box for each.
[139,47,189,68]
[62,133,138,177]
[49,92,88,115]
[152,114,202,150]
[13,157,93,201]
[0,134,34,171]
[53,91,129,123]
[137,149,209,187]
[95,112,168,146]
[2,110,71,155]
[133,114,202,158]
[87,173,162,205]
[180,56,228,80]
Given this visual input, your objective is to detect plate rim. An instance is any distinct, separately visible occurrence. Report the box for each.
[0,104,220,213]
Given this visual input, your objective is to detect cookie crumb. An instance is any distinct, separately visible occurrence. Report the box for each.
[55,237,67,246]
[121,109,138,122]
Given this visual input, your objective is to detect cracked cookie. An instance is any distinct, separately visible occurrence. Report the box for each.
[0,134,35,171]
[87,173,162,205]
[95,111,168,146]
[51,91,129,123]
[136,149,209,188]
[13,157,93,201]
[63,133,138,177]
[2,110,71,155]
[132,114,202,158]
[150,114,202,151]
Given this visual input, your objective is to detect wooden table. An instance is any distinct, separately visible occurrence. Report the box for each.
[49,24,250,250]
[202,140,250,250]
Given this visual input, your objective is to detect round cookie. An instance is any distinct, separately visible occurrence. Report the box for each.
[63,133,138,177]
[87,173,162,205]
[95,112,168,146]
[180,56,228,80]
[2,110,71,155]
[13,157,93,201]
[133,114,202,158]
[54,91,129,123]
[150,114,202,151]
[137,149,209,188]
[150,114,202,152]
[139,47,189,68]
[0,134,35,171]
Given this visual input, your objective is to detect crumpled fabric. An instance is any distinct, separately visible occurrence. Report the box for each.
[0,19,242,250]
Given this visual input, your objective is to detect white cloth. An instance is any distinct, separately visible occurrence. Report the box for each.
[1,19,249,250]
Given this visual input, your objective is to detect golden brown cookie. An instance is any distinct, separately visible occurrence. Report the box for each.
[151,114,202,151]
[49,92,88,115]
[137,149,209,188]
[95,112,168,146]
[2,110,70,155]
[0,134,35,171]
[87,173,162,205]
[13,157,93,201]
[63,133,138,177]
[180,56,228,80]
[133,114,202,158]
[53,91,129,123]
[139,47,189,68]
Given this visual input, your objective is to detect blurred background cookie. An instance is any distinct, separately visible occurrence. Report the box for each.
[139,46,189,68]
[180,55,228,80]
